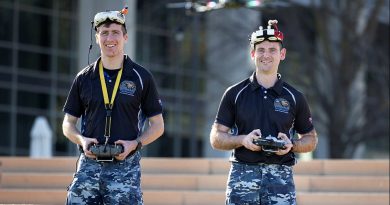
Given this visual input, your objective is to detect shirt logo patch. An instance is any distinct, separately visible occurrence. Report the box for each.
[119,80,136,96]
[274,98,290,113]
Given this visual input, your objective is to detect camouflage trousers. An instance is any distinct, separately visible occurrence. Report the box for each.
[66,152,143,205]
[226,162,296,205]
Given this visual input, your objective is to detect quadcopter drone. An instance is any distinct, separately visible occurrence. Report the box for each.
[166,0,289,13]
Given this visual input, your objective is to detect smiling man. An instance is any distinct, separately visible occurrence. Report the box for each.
[210,20,318,205]
[62,7,164,205]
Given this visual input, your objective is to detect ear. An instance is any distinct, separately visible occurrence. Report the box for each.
[95,33,99,45]
[280,48,286,60]
[123,33,128,43]
[250,49,255,59]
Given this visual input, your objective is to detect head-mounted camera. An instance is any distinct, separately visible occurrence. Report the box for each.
[250,20,284,47]
[93,7,128,30]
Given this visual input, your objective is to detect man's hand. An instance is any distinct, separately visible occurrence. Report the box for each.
[81,137,99,159]
[275,132,293,155]
[242,129,262,151]
[114,140,138,161]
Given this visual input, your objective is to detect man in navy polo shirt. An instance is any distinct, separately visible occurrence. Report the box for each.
[210,20,318,205]
[62,7,164,205]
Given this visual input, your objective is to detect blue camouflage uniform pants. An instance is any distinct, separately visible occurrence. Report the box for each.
[226,162,296,205]
[66,151,143,205]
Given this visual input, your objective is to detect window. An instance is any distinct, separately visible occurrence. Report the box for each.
[0,7,13,41]
[136,0,207,157]
[17,91,49,109]
[58,0,78,12]
[58,17,77,50]
[19,11,52,47]
[0,47,12,66]
[16,113,36,156]
[0,112,10,155]
[19,0,53,9]
[18,51,50,72]
[0,88,11,105]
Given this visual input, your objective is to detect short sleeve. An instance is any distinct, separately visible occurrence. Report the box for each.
[63,75,83,118]
[294,94,314,134]
[215,88,235,128]
[140,73,163,117]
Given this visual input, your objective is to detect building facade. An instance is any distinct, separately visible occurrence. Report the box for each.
[0,0,79,156]
[0,0,255,157]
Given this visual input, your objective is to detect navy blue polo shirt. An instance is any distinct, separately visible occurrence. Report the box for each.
[63,55,163,144]
[215,72,314,166]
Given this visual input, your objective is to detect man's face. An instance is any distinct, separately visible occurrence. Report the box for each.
[95,23,128,58]
[251,41,286,75]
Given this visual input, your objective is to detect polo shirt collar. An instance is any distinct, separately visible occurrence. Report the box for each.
[91,55,133,79]
[249,72,284,95]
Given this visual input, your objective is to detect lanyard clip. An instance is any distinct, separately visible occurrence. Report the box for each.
[105,104,113,116]
[106,109,112,117]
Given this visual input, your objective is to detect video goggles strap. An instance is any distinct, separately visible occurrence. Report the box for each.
[98,60,123,145]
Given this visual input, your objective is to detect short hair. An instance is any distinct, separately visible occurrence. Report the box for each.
[95,20,127,35]
[252,41,283,51]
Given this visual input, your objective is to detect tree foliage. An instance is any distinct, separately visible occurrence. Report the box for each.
[272,0,389,158]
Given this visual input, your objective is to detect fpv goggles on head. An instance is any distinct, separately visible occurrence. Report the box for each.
[93,7,128,30]
[250,20,284,47]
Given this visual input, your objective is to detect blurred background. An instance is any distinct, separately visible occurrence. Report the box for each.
[0,0,388,159]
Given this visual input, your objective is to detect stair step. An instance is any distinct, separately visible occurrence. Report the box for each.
[0,173,73,189]
[1,157,388,176]
[140,158,212,174]
[295,175,389,192]
[143,190,224,205]
[0,189,67,205]
[0,158,388,205]
[0,157,76,172]
[1,172,388,193]
[297,192,389,205]
[0,189,388,205]
[142,174,228,191]
[321,160,389,176]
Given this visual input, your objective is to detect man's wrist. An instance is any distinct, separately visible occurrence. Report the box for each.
[291,138,298,152]
[136,138,143,149]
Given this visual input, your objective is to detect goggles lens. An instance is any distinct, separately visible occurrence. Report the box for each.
[250,20,284,45]
[250,29,283,44]
[94,11,125,28]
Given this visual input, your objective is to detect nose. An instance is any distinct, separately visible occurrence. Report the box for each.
[106,33,116,41]
[262,51,271,58]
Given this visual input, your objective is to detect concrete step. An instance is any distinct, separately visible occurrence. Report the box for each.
[0,189,388,205]
[0,157,215,174]
[0,158,388,205]
[1,172,388,193]
[295,175,389,193]
[1,157,389,176]
[297,192,389,205]
[0,189,66,205]
[0,157,76,173]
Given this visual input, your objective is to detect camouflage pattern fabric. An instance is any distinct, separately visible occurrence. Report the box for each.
[66,152,143,205]
[226,162,296,205]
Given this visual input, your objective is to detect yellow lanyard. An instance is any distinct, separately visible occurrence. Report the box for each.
[98,60,123,143]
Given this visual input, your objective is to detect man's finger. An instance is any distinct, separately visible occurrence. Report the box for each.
[253,129,262,136]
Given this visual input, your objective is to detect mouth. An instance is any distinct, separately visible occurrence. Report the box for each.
[105,44,116,48]
[260,60,272,65]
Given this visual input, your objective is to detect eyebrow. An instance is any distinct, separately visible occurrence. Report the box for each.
[98,29,122,33]
[257,47,278,50]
